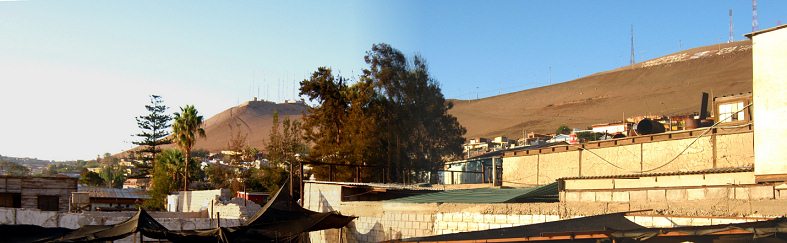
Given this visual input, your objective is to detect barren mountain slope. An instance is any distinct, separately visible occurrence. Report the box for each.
[449,41,753,139]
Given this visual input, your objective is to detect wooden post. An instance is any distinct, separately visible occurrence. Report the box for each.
[300,162,304,206]
[217,212,221,228]
[481,163,487,183]
[492,157,497,186]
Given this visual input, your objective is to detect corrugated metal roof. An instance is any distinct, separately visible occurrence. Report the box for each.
[304,180,446,191]
[558,166,753,180]
[386,182,559,203]
[79,186,150,199]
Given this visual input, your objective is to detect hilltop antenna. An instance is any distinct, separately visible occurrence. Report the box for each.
[548,66,552,85]
[630,25,635,65]
[752,0,759,32]
[729,9,734,43]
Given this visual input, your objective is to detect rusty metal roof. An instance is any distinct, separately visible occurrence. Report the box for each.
[79,186,150,199]
[558,166,753,180]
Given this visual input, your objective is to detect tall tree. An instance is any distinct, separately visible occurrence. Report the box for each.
[363,43,466,182]
[144,149,183,210]
[133,95,172,170]
[300,44,466,183]
[172,105,206,191]
[264,111,306,195]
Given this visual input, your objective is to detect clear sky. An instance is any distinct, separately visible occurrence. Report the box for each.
[1,1,785,161]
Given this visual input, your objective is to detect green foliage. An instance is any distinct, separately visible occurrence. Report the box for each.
[99,164,126,188]
[172,105,206,191]
[575,131,605,143]
[556,125,571,135]
[204,163,235,189]
[133,95,173,169]
[79,169,105,186]
[0,160,31,176]
[266,112,306,167]
[299,43,466,182]
[144,149,181,210]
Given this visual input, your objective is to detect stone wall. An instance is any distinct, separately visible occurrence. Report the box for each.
[503,131,754,187]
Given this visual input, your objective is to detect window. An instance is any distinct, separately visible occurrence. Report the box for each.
[718,101,745,122]
[37,195,60,211]
[0,193,21,208]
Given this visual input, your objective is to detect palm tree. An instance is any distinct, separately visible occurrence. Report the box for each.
[172,105,206,191]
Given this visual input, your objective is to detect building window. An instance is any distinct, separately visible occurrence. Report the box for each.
[0,193,22,208]
[37,195,60,211]
[718,101,745,122]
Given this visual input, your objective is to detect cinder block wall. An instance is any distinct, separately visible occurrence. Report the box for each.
[503,131,754,187]
[303,182,777,243]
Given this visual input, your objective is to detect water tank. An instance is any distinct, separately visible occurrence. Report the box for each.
[635,118,666,135]
[167,195,179,212]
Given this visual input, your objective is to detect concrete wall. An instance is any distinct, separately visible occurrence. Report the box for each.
[303,182,780,243]
[752,26,787,180]
[562,184,779,203]
[176,189,229,212]
[503,131,754,187]
[0,208,241,243]
[564,172,756,191]
[208,197,261,220]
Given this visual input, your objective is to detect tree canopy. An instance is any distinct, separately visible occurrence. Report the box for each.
[172,105,206,191]
[133,95,172,170]
[300,43,466,183]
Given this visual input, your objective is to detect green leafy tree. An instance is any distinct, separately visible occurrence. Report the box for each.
[365,44,467,182]
[79,169,105,186]
[172,105,206,191]
[133,95,173,171]
[262,112,305,193]
[576,131,605,143]
[99,164,126,188]
[144,149,182,210]
[300,44,467,183]
[556,125,571,135]
[0,161,31,176]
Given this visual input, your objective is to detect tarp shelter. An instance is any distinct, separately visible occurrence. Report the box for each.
[399,212,787,243]
[611,217,787,242]
[399,212,646,242]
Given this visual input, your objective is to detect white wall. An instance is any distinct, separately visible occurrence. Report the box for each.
[753,26,787,180]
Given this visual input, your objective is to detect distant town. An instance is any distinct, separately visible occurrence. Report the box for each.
[1,2,786,243]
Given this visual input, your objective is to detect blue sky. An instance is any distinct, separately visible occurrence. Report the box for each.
[1,1,785,161]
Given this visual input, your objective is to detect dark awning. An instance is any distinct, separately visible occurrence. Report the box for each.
[400,212,645,242]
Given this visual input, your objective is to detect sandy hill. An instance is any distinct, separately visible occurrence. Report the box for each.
[128,100,307,155]
[190,100,307,152]
[449,40,753,139]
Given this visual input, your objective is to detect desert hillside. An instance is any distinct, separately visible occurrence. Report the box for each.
[449,41,753,139]
[130,100,307,155]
